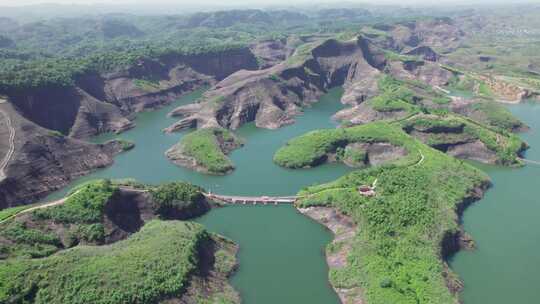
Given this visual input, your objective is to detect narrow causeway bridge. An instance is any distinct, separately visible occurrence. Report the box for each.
[203,193,299,205]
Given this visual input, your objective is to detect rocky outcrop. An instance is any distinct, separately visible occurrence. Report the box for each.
[386,60,453,87]
[406,124,493,162]
[386,18,464,53]
[441,181,490,295]
[328,141,408,168]
[358,142,407,165]
[103,186,210,243]
[83,48,258,112]
[0,47,260,206]
[476,74,534,103]
[0,102,130,209]
[5,47,259,141]
[177,235,240,304]
[69,88,134,138]
[165,31,460,134]
[166,36,387,132]
[404,46,441,62]
[333,101,409,125]
[445,140,499,163]
[402,114,526,165]
[9,85,134,138]
[250,39,294,69]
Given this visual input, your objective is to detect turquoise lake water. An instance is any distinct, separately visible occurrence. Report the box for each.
[451,101,540,303]
[45,88,348,304]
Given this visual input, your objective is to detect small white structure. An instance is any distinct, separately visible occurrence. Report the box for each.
[358,185,376,197]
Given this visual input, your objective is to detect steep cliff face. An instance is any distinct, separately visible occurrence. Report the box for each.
[6,47,259,140]
[76,47,258,114]
[371,18,464,53]
[166,36,387,132]
[102,187,210,243]
[8,85,133,139]
[0,102,128,208]
[164,34,457,133]
[0,47,260,207]
[249,39,296,69]
[386,60,453,87]
[9,86,82,136]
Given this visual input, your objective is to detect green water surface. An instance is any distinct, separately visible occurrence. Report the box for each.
[451,101,540,303]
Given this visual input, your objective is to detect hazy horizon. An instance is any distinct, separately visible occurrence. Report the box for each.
[1,0,540,7]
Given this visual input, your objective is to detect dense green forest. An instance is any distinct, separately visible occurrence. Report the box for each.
[0,8,423,93]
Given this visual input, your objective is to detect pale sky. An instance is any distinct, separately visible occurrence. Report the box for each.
[1,0,539,6]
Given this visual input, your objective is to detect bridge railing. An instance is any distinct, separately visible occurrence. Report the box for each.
[203,193,297,205]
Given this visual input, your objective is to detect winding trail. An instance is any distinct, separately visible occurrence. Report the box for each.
[414,150,425,166]
[0,196,69,225]
[0,103,15,181]
[14,198,67,216]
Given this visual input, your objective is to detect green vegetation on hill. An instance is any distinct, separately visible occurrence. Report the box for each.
[0,42,245,93]
[117,139,135,151]
[285,41,322,66]
[175,128,243,175]
[0,178,236,304]
[468,101,527,132]
[0,221,62,259]
[133,78,162,92]
[0,205,35,222]
[0,220,207,304]
[447,74,497,100]
[290,124,489,304]
[150,182,208,219]
[0,7,392,93]
[401,114,525,165]
[443,8,540,87]
[274,122,419,169]
[447,74,476,92]
[383,50,422,63]
[367,75,420,113]
[0,180,117,259]
[33,179,116,224]
[477,82,494,97]
[0,179,214,260]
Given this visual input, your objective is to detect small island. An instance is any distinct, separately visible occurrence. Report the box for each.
[166,127,244,175]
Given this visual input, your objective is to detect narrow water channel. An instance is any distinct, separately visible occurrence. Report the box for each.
[45,88,348,304]
[451,101,540,303]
